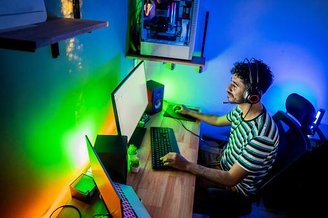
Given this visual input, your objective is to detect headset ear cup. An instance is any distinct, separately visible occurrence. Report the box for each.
[248,93,260,104]
[245,87,261,104]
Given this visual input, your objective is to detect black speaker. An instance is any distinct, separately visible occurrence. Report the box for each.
[94,135,128,184]
[146,80,164,114]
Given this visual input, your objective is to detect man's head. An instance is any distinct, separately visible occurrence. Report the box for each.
[226,58,273,104]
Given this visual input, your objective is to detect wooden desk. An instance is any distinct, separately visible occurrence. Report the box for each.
[127,109,200,218]
[55,106,200,218]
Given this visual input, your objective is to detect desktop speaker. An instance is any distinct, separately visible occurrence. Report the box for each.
[146,80,165,115]
[94,135,128,184]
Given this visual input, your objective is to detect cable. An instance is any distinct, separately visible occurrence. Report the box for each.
[49,205,82,218]
[233,104,253,130]
[93,214,111,217]
[175,117,201,137]
[172,117,224,148]
[244,104,253,118]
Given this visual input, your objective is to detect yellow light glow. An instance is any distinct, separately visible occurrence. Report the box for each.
[61,0,74,18]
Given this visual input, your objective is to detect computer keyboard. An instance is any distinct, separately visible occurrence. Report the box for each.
[150,127,180,169]
[113,182,137,218]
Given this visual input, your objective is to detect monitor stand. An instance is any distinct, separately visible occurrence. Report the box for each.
[129,126,147,148]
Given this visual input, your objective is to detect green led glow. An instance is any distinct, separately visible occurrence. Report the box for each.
[1,59,124,216]
[72,174,96,194]
[127,144,139,172]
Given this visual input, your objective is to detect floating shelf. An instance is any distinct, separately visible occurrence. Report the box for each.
[0,18,108,56]
[126,50,206,68]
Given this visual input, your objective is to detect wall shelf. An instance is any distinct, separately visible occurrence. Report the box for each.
[0,18,108,57]
[126,50,206,71]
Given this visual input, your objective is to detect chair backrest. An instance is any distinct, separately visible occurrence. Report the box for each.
[259,93,315,191]
[271,111,309,172]
[286,93,316,135]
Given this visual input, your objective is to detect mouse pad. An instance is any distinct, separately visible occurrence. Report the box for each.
[164,104,199,122]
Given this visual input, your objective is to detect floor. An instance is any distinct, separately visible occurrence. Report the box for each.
[192,201,290,218]
[241,202,292,218]
[192,199,322,218]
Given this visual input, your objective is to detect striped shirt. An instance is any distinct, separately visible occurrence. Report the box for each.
[220,106,279,197]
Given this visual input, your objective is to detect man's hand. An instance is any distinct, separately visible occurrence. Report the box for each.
[160,152,190,171]
[173,104,190,115]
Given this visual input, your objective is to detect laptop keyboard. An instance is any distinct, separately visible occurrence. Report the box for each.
[150,127,180,169]
[113,182,137,218]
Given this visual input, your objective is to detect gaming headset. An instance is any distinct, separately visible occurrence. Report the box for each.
[243,58,262,104]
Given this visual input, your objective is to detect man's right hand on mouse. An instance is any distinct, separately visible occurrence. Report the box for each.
[173,105,189,114]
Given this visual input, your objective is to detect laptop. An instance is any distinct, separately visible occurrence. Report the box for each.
[85,135,151,218]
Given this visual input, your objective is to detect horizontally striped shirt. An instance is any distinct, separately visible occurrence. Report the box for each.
[220,106,279,197]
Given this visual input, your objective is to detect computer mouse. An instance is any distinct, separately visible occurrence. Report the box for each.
[173,105,182,113]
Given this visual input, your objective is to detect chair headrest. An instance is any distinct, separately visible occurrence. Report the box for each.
[286,93,316,135]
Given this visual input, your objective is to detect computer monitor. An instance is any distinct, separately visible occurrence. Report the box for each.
[85,135,123,218]
[111,61,148,143]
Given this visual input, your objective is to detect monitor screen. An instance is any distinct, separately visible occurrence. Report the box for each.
[111,61,148,142]
[85,135,123,218]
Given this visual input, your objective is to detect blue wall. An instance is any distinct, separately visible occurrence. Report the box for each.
[0,0,327,217]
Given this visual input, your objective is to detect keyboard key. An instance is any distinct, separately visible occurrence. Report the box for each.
[113,182,137,218]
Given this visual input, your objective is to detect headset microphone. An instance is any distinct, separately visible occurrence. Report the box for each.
[223,101,237,104]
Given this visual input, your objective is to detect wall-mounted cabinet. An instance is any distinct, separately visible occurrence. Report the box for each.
[127,0,206,71]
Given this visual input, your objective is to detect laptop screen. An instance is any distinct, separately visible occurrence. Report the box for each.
[85,135,123,218]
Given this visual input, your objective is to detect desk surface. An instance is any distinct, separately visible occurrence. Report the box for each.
[127,107,200,218]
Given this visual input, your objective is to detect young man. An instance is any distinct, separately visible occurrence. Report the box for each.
[160,58,279,217]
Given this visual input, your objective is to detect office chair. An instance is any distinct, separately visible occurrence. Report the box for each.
[272,93,326,151]
[259,93,326,213]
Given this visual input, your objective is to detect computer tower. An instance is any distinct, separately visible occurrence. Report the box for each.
[140,0,200,60]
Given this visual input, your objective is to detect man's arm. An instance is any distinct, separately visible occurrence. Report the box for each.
[177,105,231,126]
[160,152,248,187]
[187,161,248,187]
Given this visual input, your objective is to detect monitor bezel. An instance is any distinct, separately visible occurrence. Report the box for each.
[111,61,148,142]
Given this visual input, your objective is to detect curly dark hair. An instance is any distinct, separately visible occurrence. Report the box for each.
[230,58,274,94]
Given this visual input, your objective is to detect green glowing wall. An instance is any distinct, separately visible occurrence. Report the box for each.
[0,0,134,217]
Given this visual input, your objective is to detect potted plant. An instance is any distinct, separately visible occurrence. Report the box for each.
[128,144,138,157]
[128,144,140,173]
[130,155,140,173]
